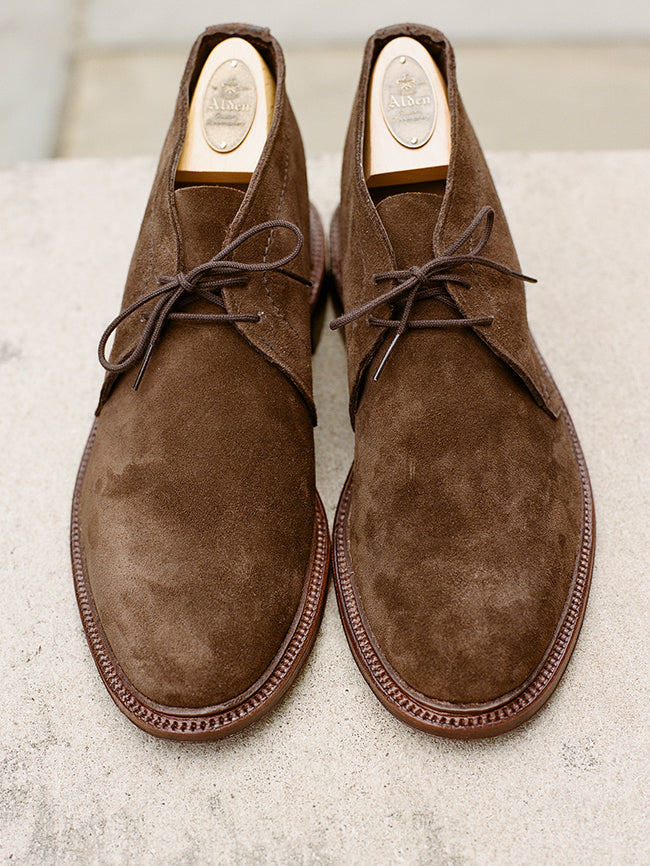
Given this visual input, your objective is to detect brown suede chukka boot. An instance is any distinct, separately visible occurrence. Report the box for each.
[330,24,595,738]
[70,24,329,740]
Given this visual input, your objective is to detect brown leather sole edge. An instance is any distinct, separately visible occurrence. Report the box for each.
[329,208,596,739]
[70,205,330,742]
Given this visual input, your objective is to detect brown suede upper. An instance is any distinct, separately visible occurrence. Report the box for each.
[78,25,319,710]
[334,25,591,710]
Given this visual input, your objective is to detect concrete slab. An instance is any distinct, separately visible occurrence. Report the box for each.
[0,0,76,166]
[57,44,650,160]
[454,43,650,151]
[0,152,648,864]
[81,0,650,46]
[57,51,188,159]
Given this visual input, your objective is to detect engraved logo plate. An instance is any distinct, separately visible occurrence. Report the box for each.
[381,55,436,149]
[201,59,257,152]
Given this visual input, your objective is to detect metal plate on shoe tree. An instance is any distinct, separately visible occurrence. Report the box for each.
[381,54,437,149]
[201,58,257,153]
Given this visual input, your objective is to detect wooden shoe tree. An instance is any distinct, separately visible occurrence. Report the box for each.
[364,36,451,189]
[176,37,276,184]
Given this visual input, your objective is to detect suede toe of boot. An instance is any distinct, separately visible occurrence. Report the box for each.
[339,327,593,732]
[79,331,316,714]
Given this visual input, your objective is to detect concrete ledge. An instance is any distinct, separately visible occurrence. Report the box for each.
[0,152,648,864]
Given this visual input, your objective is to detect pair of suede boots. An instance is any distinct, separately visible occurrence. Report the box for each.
[71,23,595,741]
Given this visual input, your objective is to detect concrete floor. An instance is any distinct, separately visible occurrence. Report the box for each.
[0,151,648,864]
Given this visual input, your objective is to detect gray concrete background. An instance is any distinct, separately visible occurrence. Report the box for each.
[2,1,650,165]
[55,43,650,162]
[82,0,650,45]
[1,151,649,864]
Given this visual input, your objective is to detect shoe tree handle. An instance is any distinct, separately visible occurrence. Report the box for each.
[364,36,451,188]
[176,37,276,184]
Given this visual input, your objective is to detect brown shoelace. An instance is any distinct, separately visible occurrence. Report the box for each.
[330,206,536,380]
[99,220,310,390]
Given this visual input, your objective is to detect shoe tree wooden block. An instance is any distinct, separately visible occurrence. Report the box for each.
[364,36,451,188]
[176,37,276,184]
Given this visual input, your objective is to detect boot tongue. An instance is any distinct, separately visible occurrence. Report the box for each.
[376,190,443,268]
[174,184,246,269]
[375,189,460,327]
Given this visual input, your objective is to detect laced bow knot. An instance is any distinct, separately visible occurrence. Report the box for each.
[98,219,310,391]
[404,264,427,284]
[175,271,193,293]
[330,205,536,381]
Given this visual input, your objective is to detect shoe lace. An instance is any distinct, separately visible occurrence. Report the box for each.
[330,206,536,381]
[98,220,310,390]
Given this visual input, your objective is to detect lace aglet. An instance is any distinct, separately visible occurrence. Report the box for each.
[133,342,154,391]
[373,333,401,382]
